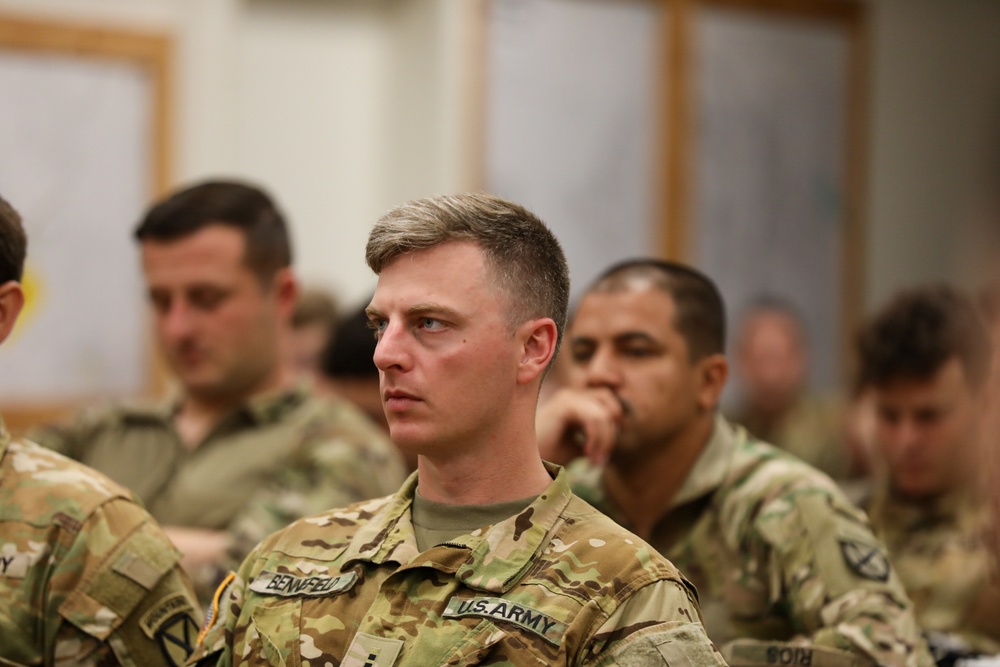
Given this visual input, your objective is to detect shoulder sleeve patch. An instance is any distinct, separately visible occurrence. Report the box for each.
[838,539,890,582]
[59,514,182,639]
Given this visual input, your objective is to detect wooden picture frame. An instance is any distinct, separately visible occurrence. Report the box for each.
[0,13,172,434]
[661,0,866,391]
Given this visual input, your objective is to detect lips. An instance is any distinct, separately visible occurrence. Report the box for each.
[384,389,421,411]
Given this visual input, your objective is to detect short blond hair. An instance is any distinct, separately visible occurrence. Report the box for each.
[366,193,569,358]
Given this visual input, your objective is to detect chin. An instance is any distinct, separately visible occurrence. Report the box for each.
[387,425,429,451]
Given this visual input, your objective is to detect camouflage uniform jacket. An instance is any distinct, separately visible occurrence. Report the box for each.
[0,421,203,666]
[190,463,728,666]
[32,385,409,602]
[867,484,1000,655]
[730,393,851,481]
[570,415,932,667]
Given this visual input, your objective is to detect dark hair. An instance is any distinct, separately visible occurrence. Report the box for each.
[586,258,726,361]
[366,193,570,359]
[320,304,378,379]
[0,194,27,284]
[134,180,292,280]
[858,285,992,391]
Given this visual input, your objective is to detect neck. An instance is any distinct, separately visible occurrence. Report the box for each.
[603,413,715,539]
[416,418,552,505]
[174,365,294,448]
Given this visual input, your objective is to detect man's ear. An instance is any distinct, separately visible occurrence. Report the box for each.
[517,318,558,386]
[0,280,25,346]
[272,267,299,320]
[696,353,729,411]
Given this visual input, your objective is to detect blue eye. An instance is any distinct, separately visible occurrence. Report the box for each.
[366,319,387,339]
[421,318,442,330]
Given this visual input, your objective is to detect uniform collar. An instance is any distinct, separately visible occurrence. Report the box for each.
[872,480,988,528]
[669,412,738,509]
[569,412,739,517]
[342,462,575,594]
[118,382,310,427]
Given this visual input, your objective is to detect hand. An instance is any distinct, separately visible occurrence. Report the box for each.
[536,387,625,466]
[163,525,231,571]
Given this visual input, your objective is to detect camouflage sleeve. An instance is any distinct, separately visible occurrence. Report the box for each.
[585,578,727,666]
[752,488,933,667]
[52,497,204,667]
[220,426,407,577]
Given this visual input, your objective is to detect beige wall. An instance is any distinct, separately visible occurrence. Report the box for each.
[866,0,1000,311]
[0,0,998,312]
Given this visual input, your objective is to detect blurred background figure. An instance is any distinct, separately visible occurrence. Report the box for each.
[284,286,338,383]
[317,302,383,431]
[316,302,416,471]
[728,297,856,480]
[32,180,408,605]
[857,285,1000,662]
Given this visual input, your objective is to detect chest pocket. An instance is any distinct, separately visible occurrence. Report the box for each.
[247,599,302,667]
[420,619,513,667]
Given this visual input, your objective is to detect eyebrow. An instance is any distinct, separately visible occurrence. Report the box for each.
[571,331,660,345]
[365,302,462,321]
[613,332,661,345]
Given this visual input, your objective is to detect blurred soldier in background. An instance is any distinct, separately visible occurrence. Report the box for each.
[33,180,407,603]
[729,297,856,480]
[858,286,1000,662]
[283,285,338,383]
[539,258,932,667]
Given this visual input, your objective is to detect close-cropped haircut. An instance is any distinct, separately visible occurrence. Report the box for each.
[0,193,27,284]
[858,285,992,391]
[586,259,726,361]
[365,193,570,356]
[134,180,292,280]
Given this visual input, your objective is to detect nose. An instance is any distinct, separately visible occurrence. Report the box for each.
[583,347,622,390]
[372,320,409,372]
[884,418,922,456]
[897,419,924,451]
[158,299,194,343]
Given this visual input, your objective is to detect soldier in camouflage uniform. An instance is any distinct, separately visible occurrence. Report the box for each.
[0,193,203,666]
[190,194,726,666]
[538,259,933,667]
[32,181,408,604]
[729,298,854,481]
[857,286,1000,659]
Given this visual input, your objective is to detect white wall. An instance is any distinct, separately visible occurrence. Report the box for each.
[1,0,998,313]
[866,0,1000,311]
[0,0,476,310]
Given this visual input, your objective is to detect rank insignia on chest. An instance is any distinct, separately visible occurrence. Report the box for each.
[443,596,566,645]
[839,539,890,581]
[343,632,404,667]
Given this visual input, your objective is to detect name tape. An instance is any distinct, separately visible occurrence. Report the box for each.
[250,570,358,598]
